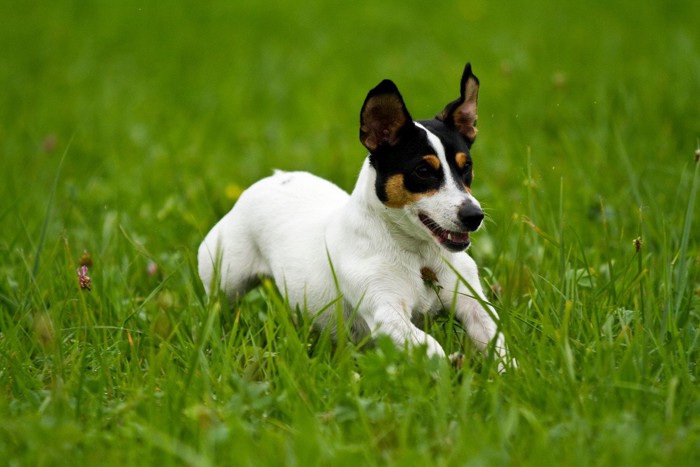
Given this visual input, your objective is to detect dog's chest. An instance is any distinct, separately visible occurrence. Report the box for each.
[406,266,444,315]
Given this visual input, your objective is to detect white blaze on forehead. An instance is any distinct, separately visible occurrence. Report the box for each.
[414,122,461,191]
[414,122,447,164]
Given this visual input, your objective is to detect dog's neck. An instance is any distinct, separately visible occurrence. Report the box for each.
[349,157,439,256]
[349,157,381,209]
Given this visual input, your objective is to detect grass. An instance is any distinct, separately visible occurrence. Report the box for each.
[1,0,699,465]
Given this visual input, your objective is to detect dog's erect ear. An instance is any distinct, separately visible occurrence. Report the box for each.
[436,63,479,146]
[360,80,413,152]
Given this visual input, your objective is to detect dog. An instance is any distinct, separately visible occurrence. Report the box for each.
[198,63,513,371]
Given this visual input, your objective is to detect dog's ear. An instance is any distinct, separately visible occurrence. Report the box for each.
[436,63,479,146]
[360,80,414,152]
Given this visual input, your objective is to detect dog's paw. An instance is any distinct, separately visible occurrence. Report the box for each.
[448,352,465,370]
[496,356,518,374]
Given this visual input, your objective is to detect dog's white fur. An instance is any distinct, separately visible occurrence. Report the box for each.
[198,121,511,370]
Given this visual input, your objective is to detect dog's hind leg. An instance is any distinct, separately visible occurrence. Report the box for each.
[197,222,271,303]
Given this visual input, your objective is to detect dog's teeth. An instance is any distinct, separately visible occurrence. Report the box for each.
[447,233,453,241]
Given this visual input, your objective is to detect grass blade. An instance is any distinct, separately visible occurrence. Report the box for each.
[32,135,73,278]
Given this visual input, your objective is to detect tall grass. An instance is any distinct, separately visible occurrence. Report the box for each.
[1,0,699,465]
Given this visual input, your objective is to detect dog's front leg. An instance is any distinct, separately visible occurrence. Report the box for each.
[363,304,446,359]
[447,290,513,372]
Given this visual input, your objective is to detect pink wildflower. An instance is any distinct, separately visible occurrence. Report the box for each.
[42,134,57,153]
[147,261,158,277]
[77,265,92,291]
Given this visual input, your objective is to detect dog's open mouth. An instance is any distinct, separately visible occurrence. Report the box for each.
[418,213,471,251]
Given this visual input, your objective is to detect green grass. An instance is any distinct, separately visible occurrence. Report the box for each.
[1,0,699,465]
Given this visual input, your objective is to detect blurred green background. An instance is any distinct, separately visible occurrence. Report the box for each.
[1,0,699,465]
[2,0,698,247]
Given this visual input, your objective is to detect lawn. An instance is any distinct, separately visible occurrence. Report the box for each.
[1,0,699,465]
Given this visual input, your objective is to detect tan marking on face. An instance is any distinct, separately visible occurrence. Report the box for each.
[423,155,441,170]
[384,174,437,208]
[455,152,468,169]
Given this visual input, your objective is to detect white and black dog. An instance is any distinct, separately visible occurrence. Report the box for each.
[199,63,513,370]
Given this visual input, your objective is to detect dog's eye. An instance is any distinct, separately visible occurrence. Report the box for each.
[462,165,473,185]
[413,163,435,180]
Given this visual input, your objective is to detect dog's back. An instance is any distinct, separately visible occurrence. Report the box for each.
[198,171,349,303]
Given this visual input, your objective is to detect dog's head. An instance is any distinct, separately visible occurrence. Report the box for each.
[360,63,484,252]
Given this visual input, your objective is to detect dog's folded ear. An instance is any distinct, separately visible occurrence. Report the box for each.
[360,80,414,152]
[436,63,480,147]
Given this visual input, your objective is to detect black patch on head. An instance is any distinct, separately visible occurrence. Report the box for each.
[419,120,474,190]
[360,63,480,205]
[369,128,445,203]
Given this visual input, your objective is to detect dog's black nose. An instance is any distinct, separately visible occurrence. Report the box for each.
[458,203,484,231]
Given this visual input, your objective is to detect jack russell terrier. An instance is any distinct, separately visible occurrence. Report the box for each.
[198,63,514,371]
